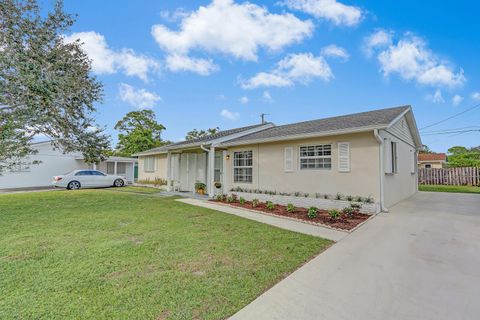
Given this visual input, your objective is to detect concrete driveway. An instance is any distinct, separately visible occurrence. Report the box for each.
[231,192,480,320]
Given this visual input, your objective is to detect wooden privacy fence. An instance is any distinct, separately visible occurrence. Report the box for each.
[418,167,480,186]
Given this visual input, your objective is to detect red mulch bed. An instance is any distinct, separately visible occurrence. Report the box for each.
[211,200,370,231]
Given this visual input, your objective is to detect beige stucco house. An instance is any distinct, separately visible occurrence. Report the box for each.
[134,106,422,211]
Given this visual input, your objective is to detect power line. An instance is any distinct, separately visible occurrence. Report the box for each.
[421,126,480,134]
[419,102,480,131]
[421,129,480,136]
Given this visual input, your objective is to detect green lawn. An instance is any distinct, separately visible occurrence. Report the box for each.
[0,190,330,319]
[419,184,480,194]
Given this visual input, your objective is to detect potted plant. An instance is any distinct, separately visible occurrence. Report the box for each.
[214,181,222,189]
[194,182,207,195]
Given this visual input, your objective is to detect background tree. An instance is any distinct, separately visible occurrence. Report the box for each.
[420,145,433,153]
[447,146,480,167]
[0,0,109,172]
[114,110,167,157]
[185,127,220,141]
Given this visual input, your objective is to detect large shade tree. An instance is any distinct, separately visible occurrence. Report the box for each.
[114,110,167,157]
[447,146,480,167]
[185,127,220,141]
[0,0,109,173]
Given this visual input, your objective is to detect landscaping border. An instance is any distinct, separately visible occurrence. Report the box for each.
[229,191,380,214]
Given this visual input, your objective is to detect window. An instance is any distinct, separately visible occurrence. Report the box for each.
[299,144,332,170]
[233,151,252,183]
[75,170,91,176]
[91,171,106,176]
[391,142,398,173]
[425,164,432,169]
[144,156,155,172]
[117,162,126,174]
[107,162,115,174]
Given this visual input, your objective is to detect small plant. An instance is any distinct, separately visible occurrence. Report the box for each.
[323,194,330,199]
[226,195,235,203]
[195,182,207,195]
[252,198,259,207]
[363,196,374,204]
[346,195,353,201]
[294,191,301,197]
[304,193,309,198]
[216,194,226,201]
[307,207,318,218]
[342,206,354,218]
[315,193,321,198]
[286,203,296,213]
[239,197,246,205]
[354,195,363,202]
[350,203,362,213]
[328,209,341,220]
[266,201,275,210]
[335,193,343,200]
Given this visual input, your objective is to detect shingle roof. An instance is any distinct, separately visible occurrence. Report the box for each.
[134,123,269,155]
[221,105,410,146]
[418,153,446,162]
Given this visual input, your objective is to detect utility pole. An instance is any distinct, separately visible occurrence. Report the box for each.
[260,113,269,124]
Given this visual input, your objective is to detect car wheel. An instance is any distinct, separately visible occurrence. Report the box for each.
[114,179,124,187]
[67,181,81,190]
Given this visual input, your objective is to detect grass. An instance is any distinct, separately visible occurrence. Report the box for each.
[0,190,331,319]
[419,184,480,194]
[112,185,162,194]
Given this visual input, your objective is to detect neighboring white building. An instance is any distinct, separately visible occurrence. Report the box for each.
[0,141,137,190]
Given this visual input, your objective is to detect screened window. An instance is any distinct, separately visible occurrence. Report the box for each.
[117,162,126,174]
[299,144,332,170]
[144,156,155,172]
[233,151,253,183]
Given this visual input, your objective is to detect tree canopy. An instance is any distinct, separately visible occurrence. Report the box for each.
[114,110,167,157]
[185,127,220,141]
[0,0,109,172]
[447,146,480,167]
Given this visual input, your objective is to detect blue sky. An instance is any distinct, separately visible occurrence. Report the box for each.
[45,0,479,152]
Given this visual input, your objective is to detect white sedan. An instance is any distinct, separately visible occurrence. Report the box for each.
[53,170,127,190]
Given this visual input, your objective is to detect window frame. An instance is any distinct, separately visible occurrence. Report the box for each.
[391,141,398,173]
[298,144,332,171]
[143,156,155,173]
[233,150,253,183]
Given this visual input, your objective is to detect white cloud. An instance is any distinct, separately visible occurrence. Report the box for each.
[64,32,160,81]
[452,94,464,107]
[367,32,465,88]
[426,89,444,103]
[363,29,393,57]
[165,54,218,75]
[119,83,161,109]
[159,8,190,22]
[280,0,363,26]
[240,96,249,104]
[472,92,480,101]
[263,90,273,101]
[220,108,240,120]
[151,0,313,71]
[321,44,349,61]
[242,53,333,89]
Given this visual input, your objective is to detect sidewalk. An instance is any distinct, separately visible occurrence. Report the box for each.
[176,198,349,241]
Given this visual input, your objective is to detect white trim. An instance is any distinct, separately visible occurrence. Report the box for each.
[298,144,332,171]
[219,125,386,147]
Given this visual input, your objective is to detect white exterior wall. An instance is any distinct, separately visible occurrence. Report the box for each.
[381,116,418,207]
[138,154,168,181]
[0,142,91,189]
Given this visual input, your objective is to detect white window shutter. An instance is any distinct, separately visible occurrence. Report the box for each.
[284,147,293,172]
[338,142,350,172]
[384,139,392,174]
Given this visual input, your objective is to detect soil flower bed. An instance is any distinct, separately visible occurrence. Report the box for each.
[212,198,370,231]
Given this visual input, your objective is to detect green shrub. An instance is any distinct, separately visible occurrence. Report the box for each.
[216,194,226,201]
[239,197,246,205]
[323,194,330,199]
[328,209,340,220]
[252,198,259,207]
[266,201,275,210]
[286,203,296,213]
[346,195,353,201]
[354,195,363,202]
[335,193,343,200]
[342,207,354,217]
[363,196,374,204]
[350,203,362,211]
[226,195,235,203]
[307,207,318,219]
[294,191,301,197]
[304,193,309,198]
[195,182,206,192]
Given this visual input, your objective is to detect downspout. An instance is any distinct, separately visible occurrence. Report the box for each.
[374,129,388,213]
[200,144,210,153]
[200,144,211,196]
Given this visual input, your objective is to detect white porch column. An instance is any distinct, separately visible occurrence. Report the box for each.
[166,152,172,191]
[114,161,117,175]
[208,146,215,197]
[132,161,136,183]
[93,163,97,170]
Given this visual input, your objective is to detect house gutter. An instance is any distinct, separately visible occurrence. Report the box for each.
[374,129,388,213]
[200,144,210,153]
